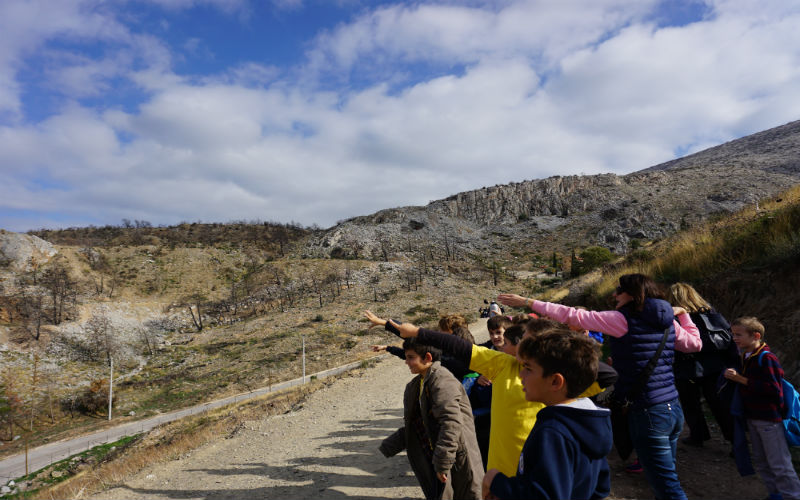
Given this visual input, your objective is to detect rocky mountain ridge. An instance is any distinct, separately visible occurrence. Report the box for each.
[305,119,800,258]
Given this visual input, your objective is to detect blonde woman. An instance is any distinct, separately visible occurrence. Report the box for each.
[667,282,736,447]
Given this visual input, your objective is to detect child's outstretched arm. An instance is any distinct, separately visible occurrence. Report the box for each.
[379,427,406,458]
[371,344,406,360]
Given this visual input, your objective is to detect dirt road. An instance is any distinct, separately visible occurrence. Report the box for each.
[95,355,424,500]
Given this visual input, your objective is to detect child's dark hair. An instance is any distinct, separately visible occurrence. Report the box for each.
[487,315,512,331]
[438,314,467,333]
[511,314,532,325]
[524,317,562,337]
[503,325,525,346]
[452,326,476,344]
[617,273,665,312]
[402,338,442,361]
[517,330,599,398]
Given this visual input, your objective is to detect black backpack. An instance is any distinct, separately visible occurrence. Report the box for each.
[695,311,732,352]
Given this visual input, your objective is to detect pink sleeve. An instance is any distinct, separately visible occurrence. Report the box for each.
[674,314,701,353]
[530,300,629,337]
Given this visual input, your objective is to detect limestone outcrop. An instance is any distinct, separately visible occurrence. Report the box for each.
[0,230,58,272]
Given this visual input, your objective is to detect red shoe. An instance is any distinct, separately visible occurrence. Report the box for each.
[625,459,643,473]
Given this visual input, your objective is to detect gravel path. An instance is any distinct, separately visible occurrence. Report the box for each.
[93,321,490,500]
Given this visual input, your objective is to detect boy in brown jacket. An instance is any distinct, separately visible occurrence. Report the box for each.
[379,338,483,500]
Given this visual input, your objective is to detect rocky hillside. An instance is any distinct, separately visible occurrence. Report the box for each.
[305,119,800,258]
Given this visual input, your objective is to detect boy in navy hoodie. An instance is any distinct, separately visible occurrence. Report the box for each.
[482,330,612,500]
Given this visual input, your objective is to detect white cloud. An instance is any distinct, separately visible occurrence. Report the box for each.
[304,0,659,80]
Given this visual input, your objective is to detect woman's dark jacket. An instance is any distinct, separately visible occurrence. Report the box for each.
[610,298,679,408]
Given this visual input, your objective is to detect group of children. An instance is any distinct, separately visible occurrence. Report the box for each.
[366,299,800,500]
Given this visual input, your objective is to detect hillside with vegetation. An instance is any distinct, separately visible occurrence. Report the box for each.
[0,220,521,466]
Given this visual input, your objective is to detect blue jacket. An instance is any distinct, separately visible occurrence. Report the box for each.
[611,298,679,407]
[489,403,612,500]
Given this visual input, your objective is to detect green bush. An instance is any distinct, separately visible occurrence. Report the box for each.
[572,246,615,276]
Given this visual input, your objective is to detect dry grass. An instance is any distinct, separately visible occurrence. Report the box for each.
[579,185,800,305]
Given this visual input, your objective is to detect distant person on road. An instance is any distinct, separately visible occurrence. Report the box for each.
[379,338,484,500]
[498,274,701,500]
[666,282,736,447]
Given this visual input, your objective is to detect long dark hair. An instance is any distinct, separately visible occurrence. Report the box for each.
[618,273,664,312]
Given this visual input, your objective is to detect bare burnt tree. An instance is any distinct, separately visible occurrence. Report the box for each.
[19,291,45,341]
[181,293,207,332]
[442,228,452,261]
[376,233,392,262]
[273,225,289,256]
[264,264,284,286]
[138,326,154,356]
[84,309,116,365]
[40,263,75,325]
[344,265,353,289]
[343,236,363,259]
[139,318,170,356]
[327,265,343,298]
[308,274,324,307]
[0,377,24,440]
[405,269,417,292]
[369,274,381,302]
[27,257,40,285]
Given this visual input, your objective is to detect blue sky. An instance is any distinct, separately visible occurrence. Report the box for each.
[1,0,799,232]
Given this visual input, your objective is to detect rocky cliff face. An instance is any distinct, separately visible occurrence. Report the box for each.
[305,119,800,258]
[0,230,58,272]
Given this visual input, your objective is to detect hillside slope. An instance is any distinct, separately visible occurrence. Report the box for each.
[306,119,800,259]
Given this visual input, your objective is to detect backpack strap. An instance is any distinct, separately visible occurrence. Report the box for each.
[625,326,671,403]
[756,349,791,418]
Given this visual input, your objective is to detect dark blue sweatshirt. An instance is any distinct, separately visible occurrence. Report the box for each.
[489,403,613,500]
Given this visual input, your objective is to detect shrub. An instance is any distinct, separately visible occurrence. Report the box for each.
[572,246,615,276]
[71,379,116,416]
